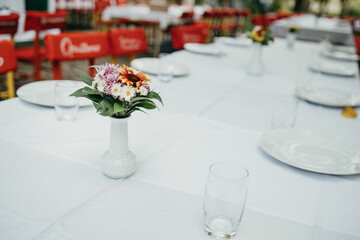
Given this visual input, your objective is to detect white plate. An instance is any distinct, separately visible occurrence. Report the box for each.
[259,129,360,175]
[216,37,252,47]
[322,41,356,54]
[184,43,224,55]
[321,49,359,61]
[310,62,357,77]
[295,86,360,107]
[130,58,190,76]
[17,80,92,107]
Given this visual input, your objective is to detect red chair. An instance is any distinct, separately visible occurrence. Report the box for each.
[0,13,19,99]
[234,8,251,34]
[170,22,210,50]
[15,11,67,81]
[251,14,270,28]
[220,8,236,36]
[354,35,360,55]
[44,32,109,80]
[0,13,20,40]
[108,27,148,64]
[0,40,18,99]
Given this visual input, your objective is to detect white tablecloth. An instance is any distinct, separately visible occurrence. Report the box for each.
[1,38,360,240]
[271,15,354,46]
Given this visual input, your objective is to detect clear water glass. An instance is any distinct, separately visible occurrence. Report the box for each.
[158,53,174,82]
[54,81,80,122]
[204,162,249,239]
[271,97,298,129]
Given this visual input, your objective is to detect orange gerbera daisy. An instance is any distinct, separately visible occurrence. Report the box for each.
[118,65,151,90]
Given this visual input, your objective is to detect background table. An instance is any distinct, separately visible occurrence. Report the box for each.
[1,38,360,240]
[271,15,354,46]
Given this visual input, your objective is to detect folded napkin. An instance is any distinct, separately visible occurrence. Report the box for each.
[342,107,357,118]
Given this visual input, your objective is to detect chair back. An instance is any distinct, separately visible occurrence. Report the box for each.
[24,11,67,31]
[251,15,270,28]
[108,27,147,57]
[0,40,17,99]
[0,40,17,74]
[44,32,109,79]
[0,13,19,35]
[45,32,109,61]
[170,22,210,50]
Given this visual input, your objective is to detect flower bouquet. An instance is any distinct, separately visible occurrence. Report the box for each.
[247,25,273,75]
[248,25,274,46]
[71,63,162,179]
[286,26,299,49]
[71,63,162,118]
[286,26,300,33]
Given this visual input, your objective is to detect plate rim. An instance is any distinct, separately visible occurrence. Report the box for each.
[130,57,190,77]
[295,87,360,107]
[309,64,356,77]
[321,50,359,61]
[184,43,222,55]
[16,80,92,108]
[259,128,360,175]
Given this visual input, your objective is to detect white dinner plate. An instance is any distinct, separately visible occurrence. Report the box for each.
[295,86,360,107]
[184,43,224,55]
[321,49,359,61]
[17,80,92,107]
[130,58,190,77]
[216,37,252,47]
[322,41,356,54]
[310,62,357,77]
[259,129,360,175]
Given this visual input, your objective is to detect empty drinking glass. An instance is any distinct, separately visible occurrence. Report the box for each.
[271,97,298,129]
[158,53,174,82]
[54,81,80,122]
[204,162,249,239]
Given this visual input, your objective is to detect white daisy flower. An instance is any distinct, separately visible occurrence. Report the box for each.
[111,83,122,98]
[139,85,149,96]
[120,85,136,102]
[97,79,107,93]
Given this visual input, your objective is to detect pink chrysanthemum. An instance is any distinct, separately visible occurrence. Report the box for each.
[94,63,125,96]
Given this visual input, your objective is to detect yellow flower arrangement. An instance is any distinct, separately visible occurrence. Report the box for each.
[248,26,273,45]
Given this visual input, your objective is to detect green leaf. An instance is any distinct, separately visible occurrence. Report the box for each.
[128,107,148,115]
[70,88,87,98]
[75,69,94,86]
[129,99,154,108]
[114,102,128,114]
[130,96,151,103]
[137,101,157,110]
[81,87,103,96]
[96,99,114,116]
[147,91,163,105]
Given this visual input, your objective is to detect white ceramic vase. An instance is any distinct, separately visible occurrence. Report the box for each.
[287,32,296,49]
[101,117,136,179]
[247,42,264,76]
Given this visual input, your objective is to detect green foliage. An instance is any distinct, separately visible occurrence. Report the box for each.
[268,0,284,12]
[244,0,261,14]
[70,70,163,118]
[247,24,274,46]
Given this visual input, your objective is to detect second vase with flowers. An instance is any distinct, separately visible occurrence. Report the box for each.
[71,64,162,179]
[247,25,274,76]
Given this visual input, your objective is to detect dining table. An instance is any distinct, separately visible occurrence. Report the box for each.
[271,14,354,46]
[1,37,360,240]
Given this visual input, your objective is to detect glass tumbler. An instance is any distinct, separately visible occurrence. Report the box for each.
[158,53,174,82]
[271,97,298,129]
[54,81,80,122]
[204,162,249,239]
